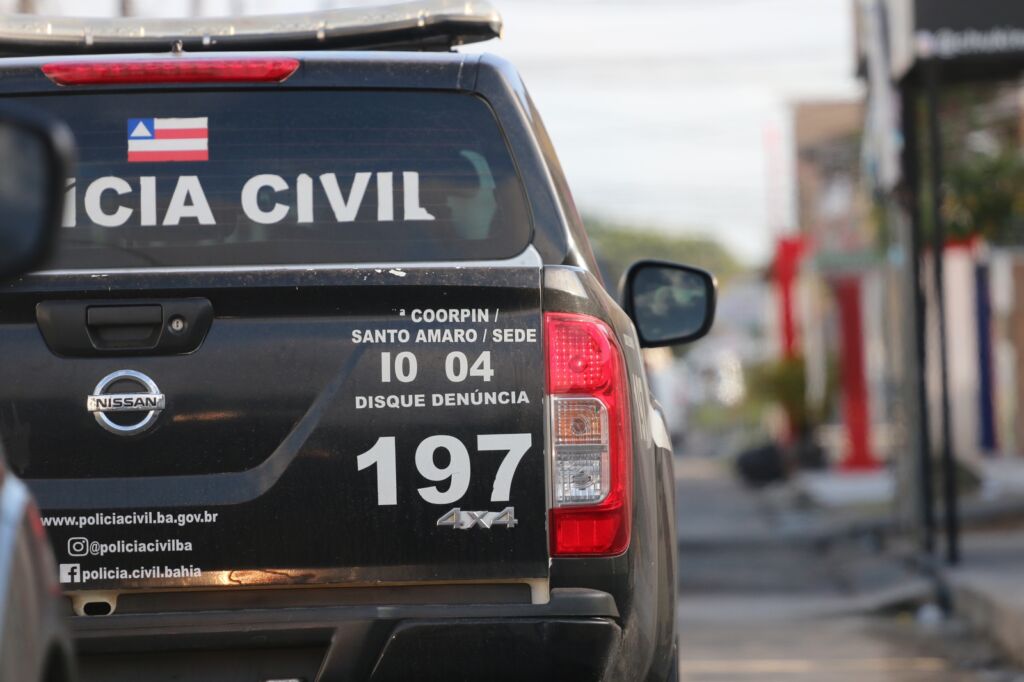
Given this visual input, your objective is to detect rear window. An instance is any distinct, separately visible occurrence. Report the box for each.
[22,90,531,269]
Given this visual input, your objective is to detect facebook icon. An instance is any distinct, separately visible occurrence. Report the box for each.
[58,563,81,584]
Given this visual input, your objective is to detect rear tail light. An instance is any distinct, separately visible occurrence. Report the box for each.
[545,312,632,556]
[42,58,299,85]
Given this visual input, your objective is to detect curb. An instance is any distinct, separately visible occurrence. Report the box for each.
[678,578,931,624]
[678,516,893,552]
[952,572,1024,669]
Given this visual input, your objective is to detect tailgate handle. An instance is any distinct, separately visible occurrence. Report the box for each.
[86,304,163,350]
[87,304,162,327]
[36,299,214,357]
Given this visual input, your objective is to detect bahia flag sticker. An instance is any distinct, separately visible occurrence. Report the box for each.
[127,117,208,162]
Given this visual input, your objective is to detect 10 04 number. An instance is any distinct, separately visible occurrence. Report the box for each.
[380,350,494,384]
[356,433,531,506]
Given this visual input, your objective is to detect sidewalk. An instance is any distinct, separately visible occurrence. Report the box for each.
[677,458,893,547]
[676,456,926,599]
[905,461,1024,668]
[949,529,1024,668]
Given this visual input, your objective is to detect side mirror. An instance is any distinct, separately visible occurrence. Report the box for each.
[621,260,717,348]
[0,105,73,280]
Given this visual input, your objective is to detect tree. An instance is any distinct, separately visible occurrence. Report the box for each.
[943,149,1024,243]
[582,215,741,290]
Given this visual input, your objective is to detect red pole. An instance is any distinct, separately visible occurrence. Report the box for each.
[834,277,880,470]
[773,237,805,445]
[774,237,804,359]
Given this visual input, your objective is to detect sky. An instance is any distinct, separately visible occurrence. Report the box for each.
[13,0,862,263]
[463,0,863,263]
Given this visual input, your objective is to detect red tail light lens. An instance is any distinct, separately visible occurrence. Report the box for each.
[42,58,300,86]
[546,312,632,556]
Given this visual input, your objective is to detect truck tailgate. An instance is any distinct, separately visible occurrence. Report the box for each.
[3,268,548,590]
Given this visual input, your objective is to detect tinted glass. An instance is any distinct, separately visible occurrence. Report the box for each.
[0,120,51,277]
[20,90,530,269]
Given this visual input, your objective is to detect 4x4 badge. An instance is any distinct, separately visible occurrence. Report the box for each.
[86,370,165,436]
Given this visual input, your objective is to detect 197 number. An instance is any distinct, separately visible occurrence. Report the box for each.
[356,433,531,506]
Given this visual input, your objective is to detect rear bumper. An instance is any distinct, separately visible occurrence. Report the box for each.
[72,587,620,681]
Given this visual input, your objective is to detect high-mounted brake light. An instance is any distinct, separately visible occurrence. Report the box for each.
[546,312,632,557]
[41,58,299,86]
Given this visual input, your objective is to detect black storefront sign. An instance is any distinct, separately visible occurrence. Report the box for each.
[914,0,1024,60]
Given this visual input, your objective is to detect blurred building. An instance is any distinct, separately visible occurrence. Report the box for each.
[859,0,1024,555]
[789,100,891,471]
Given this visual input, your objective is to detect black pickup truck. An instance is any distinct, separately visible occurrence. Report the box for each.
[0,3,715,680]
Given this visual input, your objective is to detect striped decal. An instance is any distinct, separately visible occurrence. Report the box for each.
[127,117,209,162]
[126,150,209,162]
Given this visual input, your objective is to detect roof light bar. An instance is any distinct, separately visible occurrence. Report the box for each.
[42,58,299,85]
[0,0,501,57]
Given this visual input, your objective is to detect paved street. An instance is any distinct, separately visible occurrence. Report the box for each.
[674,457,1024,681]
[679,613,1017,681]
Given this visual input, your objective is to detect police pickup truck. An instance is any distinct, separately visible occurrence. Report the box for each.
[0,3,716,680]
